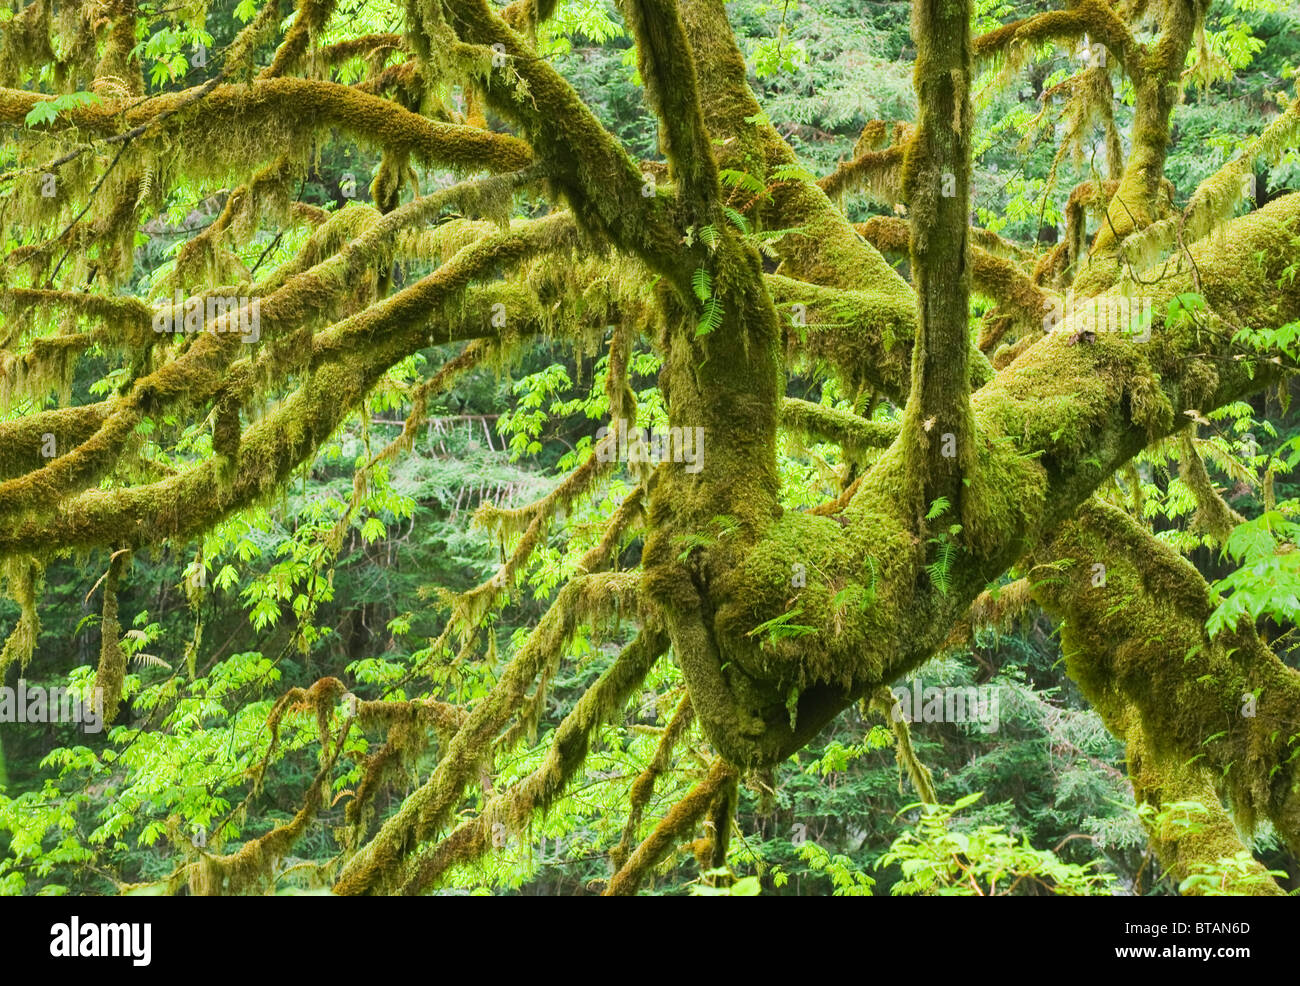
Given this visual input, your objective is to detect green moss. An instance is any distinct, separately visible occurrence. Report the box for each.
[396,629,667,894]
[1031,499,1300,855]
[94,551,129,725]
[0,557,43,676]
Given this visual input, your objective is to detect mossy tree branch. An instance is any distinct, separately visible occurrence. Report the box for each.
[1030,498,1300,858]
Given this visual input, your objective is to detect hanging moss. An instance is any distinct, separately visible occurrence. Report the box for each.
[94,550,130,725]
[603,759,737,896]
[0,556,44,676]
[818,141,906,204]
[869,685,937,803]
[1177,427,1244,544]
[612,694,695,871]
[396,630,668,894]
[333,571,642,894]
[260,0,340,80]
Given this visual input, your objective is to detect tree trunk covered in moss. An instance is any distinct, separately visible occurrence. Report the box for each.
[900,0,975,522]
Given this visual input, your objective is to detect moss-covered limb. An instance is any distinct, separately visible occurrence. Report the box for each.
[853,214,1049,353]
[942,576,1034,650]
[972,0,1144,83]
[0,78,534,177]
[808,473,866,518]
[0,556,43,676]
[611,694,694,872]
[1113,703,1284,896]
[1076,0,1207,296]
[395,628,669,894]
[0,217,575,558]
[971,225,1035,264]
[780,397,901,463]
[616,0,719,219]
[698,768,739,874]
[93,0,145,98]
[290,201,331,227]
[677,0,916,306]
[94,550,130,725]
[1177,428,1244,545]
[92,178,543,462]
[0,288,154,346]
[434,0,686,285]
[316,33,407,67]
[1029,498,1300,854]
[694,194,1300,768]
[1115,95,1300,283]
[250,204,385,295]
[767,274,995,403]
[1,299,260,522]
[0,400,142,521]
[869,685,937,803]
[221,177,548,372]
[766,275,913,401]
[190,695,354,896]
[356,696,468,736]
[2,0,281,201]
[332,572,639,895]
[603,758,737,896]
[817,142,906,204]
[342,697,470,840]
[856,215,1032,267]
[971,193,1300,536]
[899,0,976,520]
[972,250,1053,352]
[0,403,110,482]
[260,0,339,79]
[970,576,1034,628]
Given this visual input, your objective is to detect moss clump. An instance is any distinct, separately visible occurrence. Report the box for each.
[94,550,130,725]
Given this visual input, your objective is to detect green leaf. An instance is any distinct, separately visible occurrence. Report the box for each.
[24,101,58,127]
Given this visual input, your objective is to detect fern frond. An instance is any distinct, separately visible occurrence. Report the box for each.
[719,168,766,195]
[691,267,712,302]
[723,206,750,233]
[130,653,173,670]
[695,297,724,337]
